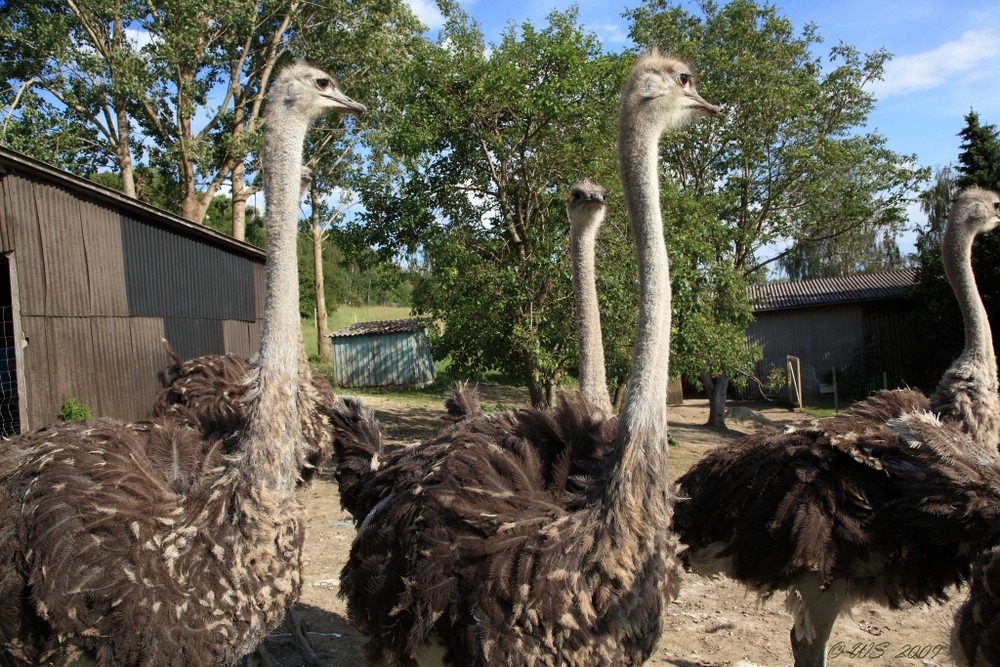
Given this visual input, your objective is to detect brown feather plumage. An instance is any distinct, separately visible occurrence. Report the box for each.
[151,344,339,486]
[676,390,1000,664]
[953,543,1000,666]
[339,396,676,666]
[0,417,305,665]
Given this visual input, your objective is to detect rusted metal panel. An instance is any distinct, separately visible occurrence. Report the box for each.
[0,172,10,251]
[83,203,129,316]
[18,315,50,431]
[35,181,91,316]
[162,317,225,362]
[129,317,168,417]
[252,262,265,321]
[42,316,96,421]
[223,319,260,359]
[90,317,144,419]
[749,269,915,312]
[0,148,267,430]
[2,177,45,315]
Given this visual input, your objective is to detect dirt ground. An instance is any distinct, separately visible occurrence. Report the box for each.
[258,388,960,666]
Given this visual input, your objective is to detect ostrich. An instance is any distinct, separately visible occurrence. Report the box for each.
[428,179,613,429]
[337,50,718,666]
[149,341,341,664]
[674,187,1000,667]
[0,63,364,665]
[567,178,614,415]
[928,186,1000,449]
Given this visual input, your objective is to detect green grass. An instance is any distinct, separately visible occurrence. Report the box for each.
[301,305,412,359]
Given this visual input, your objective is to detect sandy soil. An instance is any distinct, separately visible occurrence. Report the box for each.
[258,389,960,666]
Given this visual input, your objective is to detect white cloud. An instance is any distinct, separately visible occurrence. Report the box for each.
[405,0,446,30]
[588,21,629,45]
[867,28,1000,99]
[124,26,156,50]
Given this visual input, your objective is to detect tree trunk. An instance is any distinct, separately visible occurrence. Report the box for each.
[612,376,627,412]
[523,350,548,409]
[702,372,729,429]
[115,103,136,198]
[311,186,332,364]
[231,160,247,241]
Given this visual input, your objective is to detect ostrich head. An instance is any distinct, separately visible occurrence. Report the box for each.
[951,186,1000,236]
[622,51,719,135]
[269,62,366,122]
[567,179,609,232]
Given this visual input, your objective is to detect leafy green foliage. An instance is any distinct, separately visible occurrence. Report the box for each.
[57,398,92,422]
[349,8,627,407]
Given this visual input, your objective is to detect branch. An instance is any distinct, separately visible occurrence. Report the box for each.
[1,77,38,139]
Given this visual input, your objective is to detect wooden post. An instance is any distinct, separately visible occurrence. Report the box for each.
[832,366,838,413]
[786,355,802,410]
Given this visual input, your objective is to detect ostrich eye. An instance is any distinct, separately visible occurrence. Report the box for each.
[994,201,1000,212]
[678,73,691,86]
[315,77,332,90]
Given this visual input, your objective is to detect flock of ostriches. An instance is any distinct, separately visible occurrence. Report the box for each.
[0,52,998,667]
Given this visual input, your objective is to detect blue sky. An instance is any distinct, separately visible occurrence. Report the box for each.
[405,0,1000,251]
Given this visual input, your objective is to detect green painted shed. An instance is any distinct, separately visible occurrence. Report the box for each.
[329,319,436,388]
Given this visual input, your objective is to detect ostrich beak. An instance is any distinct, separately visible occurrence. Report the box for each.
[686,90,719,116]
[325,90,367,115]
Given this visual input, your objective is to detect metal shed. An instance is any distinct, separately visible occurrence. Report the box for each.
[329,319,436,388]
[741,269,922,401]
[0,147,265,434]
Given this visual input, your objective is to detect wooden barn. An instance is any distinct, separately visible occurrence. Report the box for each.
[741,269,923,402]
[329,319,436,388]
[0,147,264,435]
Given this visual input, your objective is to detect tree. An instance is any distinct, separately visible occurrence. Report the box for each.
[0,0,147,193]
[1,0,423,238]
[307,184,357,363]
[626,0,927,426]
[956,110,1000,191]
[349,8,627,407]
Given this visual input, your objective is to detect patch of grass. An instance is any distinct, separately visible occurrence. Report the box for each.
[800,399,840,418]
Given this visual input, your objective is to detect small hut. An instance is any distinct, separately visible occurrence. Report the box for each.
[329,319,436,388]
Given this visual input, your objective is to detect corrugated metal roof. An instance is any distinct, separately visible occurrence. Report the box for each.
[330,319,422,338]
[749,269,916,312]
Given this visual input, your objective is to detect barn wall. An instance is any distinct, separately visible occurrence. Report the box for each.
[0,153,265,430]
[741,300,921,402]
[743,305,864,401]
[331,330,436,388]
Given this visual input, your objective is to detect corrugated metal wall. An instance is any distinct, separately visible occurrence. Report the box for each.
[331,330,436,388]
[743,305,864,400]
[742,301,921,401]
[0,151,265,430]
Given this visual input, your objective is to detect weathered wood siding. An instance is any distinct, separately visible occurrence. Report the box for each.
[331,330,436,388]
[0,148,265,431]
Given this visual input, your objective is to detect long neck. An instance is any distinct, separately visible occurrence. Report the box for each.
[572,220,612,414]
[617,114,670,439]
[238,114,307,491]
[595,108,671,531]
[944,224,995,369]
